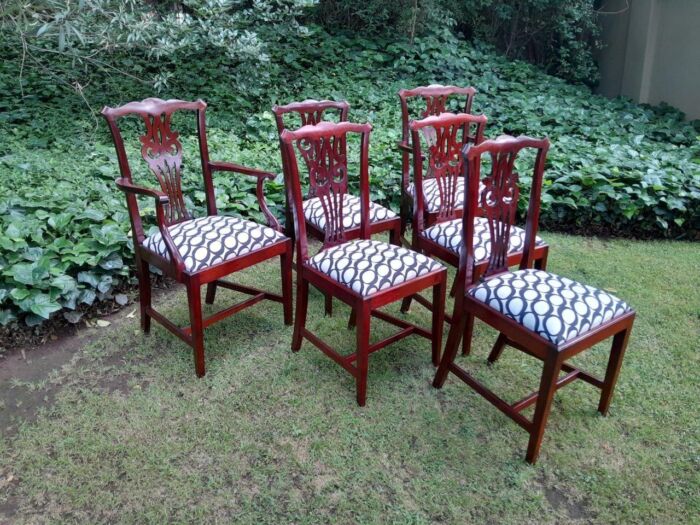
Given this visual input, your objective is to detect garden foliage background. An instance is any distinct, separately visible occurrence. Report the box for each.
[0,0,698,328]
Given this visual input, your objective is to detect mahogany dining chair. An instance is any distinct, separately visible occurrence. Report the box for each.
[433,135,635,463]
[102,98,293,377]
[280,120,447,406]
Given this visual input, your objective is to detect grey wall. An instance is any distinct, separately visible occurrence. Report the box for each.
[597,0,700,120]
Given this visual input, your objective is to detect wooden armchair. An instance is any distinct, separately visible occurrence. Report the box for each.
[433,135,635,463]
[280,121,447,406]
[398,84,477,239]
[101,98,292,377]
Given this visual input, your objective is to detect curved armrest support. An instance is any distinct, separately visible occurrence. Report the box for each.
[397,141,426,192]
[115,178,169,204]
[396,141,426,159]
[396,141,412,154]
[208,161,281,232]
[115,178,185,275]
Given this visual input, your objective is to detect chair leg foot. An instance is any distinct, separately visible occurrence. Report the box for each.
[187,283,206,378]
[487,334,508,364]
[355,303,370,406]
[432,279,446,366]
[433,306,467,388]
[525,355,562,464]
[137,258,152,334]
[205,282,217,305]
[281,250,293,326]
[292,279,309,352]
[461,314,474,355]
[598,326,632,415]
[348,307,357,329]
[324,293,333,317]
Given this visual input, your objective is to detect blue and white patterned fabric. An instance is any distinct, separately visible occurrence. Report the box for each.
[143,215,285,273]
[407,178,486,213]
[303,194,396,231]
[307,239,444,296]
[468,269,632,345]
[421,217,546,261]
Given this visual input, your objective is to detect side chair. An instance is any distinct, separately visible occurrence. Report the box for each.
[273,99,401,316]
[402,113,550,354]
[433,135,635,463]
[398,84,477,239]
[280,120,447,406]
[102,98,293,377]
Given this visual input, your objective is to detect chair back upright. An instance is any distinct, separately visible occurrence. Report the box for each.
[398,85,477,191]
[461,135,550,288]
[409,112,487,232]
[101,98,213,244]
[280,121,372,262]
[273,100,350,199]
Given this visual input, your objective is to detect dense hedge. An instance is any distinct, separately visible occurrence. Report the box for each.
[315,0,602,85]
[0,28,698,327]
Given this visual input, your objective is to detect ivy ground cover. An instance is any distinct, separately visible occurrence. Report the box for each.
[0,29,699,328]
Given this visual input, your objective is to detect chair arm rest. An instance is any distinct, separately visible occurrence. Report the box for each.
[396,141,412,153]
[115,178,170,204]
[396,141,426,160]
[115,179,186,275]
[208,162,281,232]
[208,161,276,181]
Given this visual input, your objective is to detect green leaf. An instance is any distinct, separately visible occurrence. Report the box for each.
[97,275,113,294]
[99,253,123,271]
[50,275,78,294]
[8,264,36,285]
[27,293,62,319]
[0,309,17,326]
[77,271,100,288]
[10,288,31,301]
[80,289,96,306]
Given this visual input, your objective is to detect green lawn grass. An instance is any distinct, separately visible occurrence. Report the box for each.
[1,233,699,524]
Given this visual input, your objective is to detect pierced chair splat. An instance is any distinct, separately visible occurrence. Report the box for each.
[273,99,400,245]
[280,121,447,406]
[401,114,550,346]
[101,97,293,377]
[398,84,477,239]
[273,99,401,317]
[432,135,635,463]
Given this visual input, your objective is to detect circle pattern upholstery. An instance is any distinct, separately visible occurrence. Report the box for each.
[421,217,546,261]
[307,239,444,296]
[407,178,485,213]
[143,215,286,273]
[303,194,396,231]
[469,269,632,345]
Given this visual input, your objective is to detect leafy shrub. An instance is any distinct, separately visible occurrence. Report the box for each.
[313,0,602,85]
[314,0,441,39]
[0,27,698,327]
[1,0,315,94]
[448,0,602,85]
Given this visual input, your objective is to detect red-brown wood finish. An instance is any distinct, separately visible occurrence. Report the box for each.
[273,99,399,244]
[432,135,635,463]
[273,99,401,317]
[398,84,477,237]
[280,121,447,406]
[101,98,293,377]
[401,113,550,332]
